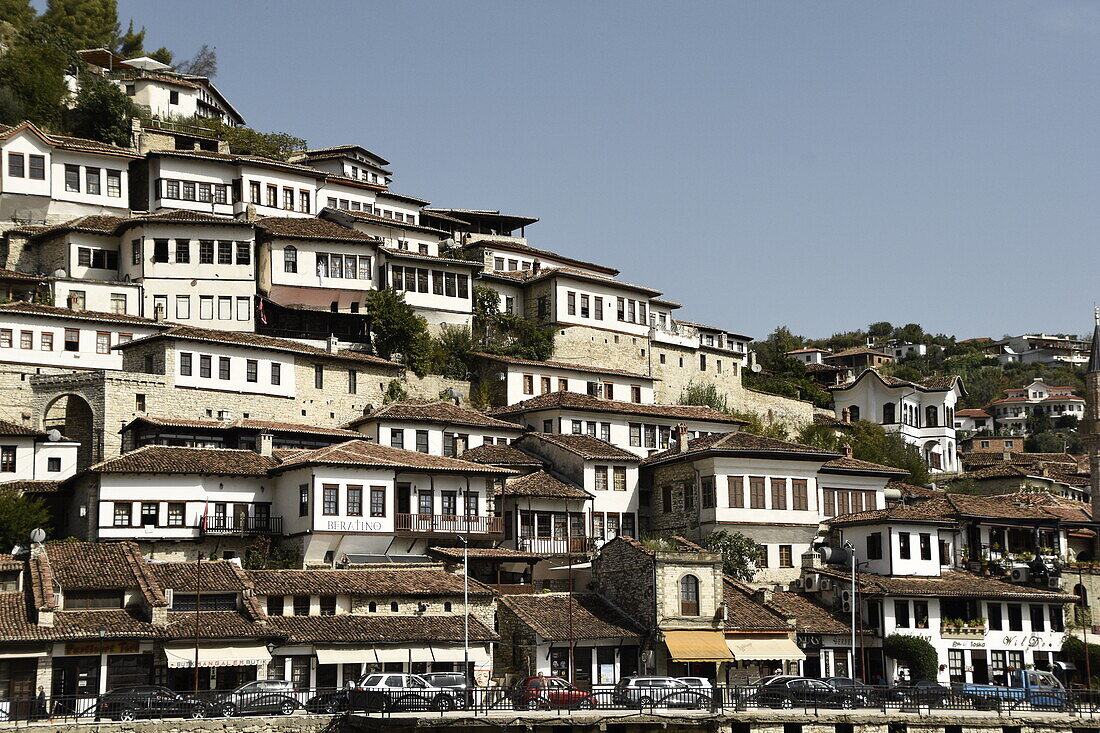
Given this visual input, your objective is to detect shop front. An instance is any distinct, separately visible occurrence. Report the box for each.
[162,642,271,691]
[271,643,495,690]
[50,640,154,712]
[662,629,735,679]
[724,635,804,683]
[0,648,47,720]
[546,642,640,687]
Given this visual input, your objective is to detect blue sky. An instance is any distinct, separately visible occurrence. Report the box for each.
[109,0,1099,341]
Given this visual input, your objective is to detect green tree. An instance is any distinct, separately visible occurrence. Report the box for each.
[867,321,893,340]
[214,122,305,161]
[429,324,475,380]
[114,19,144,56]
[42,0,117,48]
[0,26,73,128]
[366,289,431,375]
[882,634,938,681]
[383,379,408,404]
[242,536,300,569]
[147,46,172,65]
[797,419,930,485]
[0,488,51,550]
[68,73,134,145]
[700,530,765,581]
[0,0,35,30]
[176,43,217,77]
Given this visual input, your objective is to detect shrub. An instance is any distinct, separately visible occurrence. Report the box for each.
[882,634,938,681]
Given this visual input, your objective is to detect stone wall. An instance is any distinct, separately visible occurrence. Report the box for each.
[494,599,537,677]
[643,461,699,537]
[736,388,816,434]
[592,538,656,631]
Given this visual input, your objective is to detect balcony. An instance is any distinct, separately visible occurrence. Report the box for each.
[940,623,986,639]
[200,515,282,536]
[395,514,502,536]
[515,536,597,555]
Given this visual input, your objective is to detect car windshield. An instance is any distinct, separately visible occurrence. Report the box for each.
[362,675,384,686]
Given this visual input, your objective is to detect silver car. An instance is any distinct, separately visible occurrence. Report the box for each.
[613,676,711,708]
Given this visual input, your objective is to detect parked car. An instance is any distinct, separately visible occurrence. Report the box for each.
[677,677,713,690]
[97,686,209,721]
[420,672,472,707]
[886,680,954,706]
[613,676,711,708]
[349,673,458,712]
[212,680,300,717]
[509,676,596,710]
[956,670,1074,711]
[747,677,863,709]
[824,677,879,704]
[304,689,349,714]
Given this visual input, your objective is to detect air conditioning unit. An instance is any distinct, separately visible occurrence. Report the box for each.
[1010,567,1030,584]
[820,578,833,591]
[791,578,804,590]
[1048,576,1063,590]
[842,599,853,613]
[840,589,852,603]
[803,574,820,592]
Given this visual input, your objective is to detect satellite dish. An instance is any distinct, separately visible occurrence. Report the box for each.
[11,544,25,556]
[53,269,66,278]
[47,429,62,442]
[29,528,46,544]
[751,363,763,373]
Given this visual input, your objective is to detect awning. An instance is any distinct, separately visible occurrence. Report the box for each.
[726,637,806,662]
[429,645,491,664]
[163,643,271,669]
[663,630,735,662]
[315,647,367,665]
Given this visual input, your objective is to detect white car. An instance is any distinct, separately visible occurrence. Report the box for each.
[349,673,458,712]
[678,677,712,690]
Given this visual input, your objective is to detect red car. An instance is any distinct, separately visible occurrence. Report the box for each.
[511,676,596,710]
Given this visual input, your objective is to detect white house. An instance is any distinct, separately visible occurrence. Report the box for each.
[472,352,658,407]
[830,370,964,473]
[987,378,1085,434]
[344,400,525,456]
[0,418,79,481]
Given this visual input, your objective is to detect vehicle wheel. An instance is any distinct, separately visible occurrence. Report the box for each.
[637,696,654,708]
[841,697,855,710]
[573,697,594,710]
[524,697,550,711]
[780,697,794,710]
[118,708,136,722]
[280,700,296,715]
[431,695,454,713]
[220,702,237,718]
[691,695,710,710]
[189,705,208,720]
[323,700,341,715]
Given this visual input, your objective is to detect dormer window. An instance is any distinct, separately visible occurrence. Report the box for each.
[679,575,700,616]
[63,590,124,610]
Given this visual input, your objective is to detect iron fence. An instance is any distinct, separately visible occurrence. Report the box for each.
[0,683,1095,727]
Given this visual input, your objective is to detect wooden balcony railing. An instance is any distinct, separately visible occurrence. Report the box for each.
[395,514,502,535]
[200,515,283,536]
[515,536,597,555]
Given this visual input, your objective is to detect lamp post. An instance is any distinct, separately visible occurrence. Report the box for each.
[843,541,857,679]
[458,535,469,685]
[97,626,107,696]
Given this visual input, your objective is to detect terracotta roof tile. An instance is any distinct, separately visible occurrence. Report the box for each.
[269,614,497,644]
[519,432,640,462]
[460,240,618,276]
[818,568,1077,601]
[459,443,544,467]
[0,419,44,436]
[347,400,524,430]
[490,391,743,424]
[245,567,494,597]
[272,439,514,474]
[821,456,908,475]
[504,470,589,500]
[0,480,62,494]
[89,445,279,476]
[257,217,382,243]
[165,611,274,640]
[765,590,850,634]
[126,416,363,439]
[427,546,546,562]
[500,593,642,641]
[0,301,164,326]
[721,578,792,631]
[643,431,840,466]
[324,208,450,237]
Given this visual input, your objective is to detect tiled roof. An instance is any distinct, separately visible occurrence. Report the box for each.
[955,409,992,418]
[504,470,589,500]
[520,432,640,462]
[23,214,125,240]
[116,325,403,369]
[88,445,279,476]
[117,210,253,231]
[0,121,139,158]
[886,480,944,500]
[375,190,430,206]
[471,352,654,380]
[0,301,164,326]
[125,416,363,439]
[377,246,482,267]
[323,208,450,237]
[643,431,840,466]
[786,348,832,355]
[830,369,964,395]
[0,600,167,641]
[166,611,274,639]
[347,400,525,430]
[818,568,1077,601]
[151,149,328,179]
[0,480,62,494]
[269,614,497,644]
[721,578,792,632]
[490,266,664,298]
[461,239,618,276]
[300,144,390,166]
[826,501,959,527]
[459,443,544,467]
[489,391,744,424]
[246,567,494,597]
[500,593,642,641]
[820,456,908,475]
[149,561,247,593]
[0,554,20,572]
[256,217,382,243]
[766,590,850,634]
[272,439,514,474]
[0,267,43,280]
[44,542,166,607]
[427,547,546,562]
[0,419,44,437]
[960,452,1078,468]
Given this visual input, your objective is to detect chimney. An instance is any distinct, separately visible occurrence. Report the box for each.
[841,407,851,424]
[153,303,166,321]
[326,335,339,353]
[675,423,689,453]
[244,203,258,223]
[66,294,81,312]
[801,548,824,570]
[257,432,273,457]
[1002,450,1012,461]
[843,444,853,458]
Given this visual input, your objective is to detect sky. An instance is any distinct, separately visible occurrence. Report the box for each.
[106,0,1100,341]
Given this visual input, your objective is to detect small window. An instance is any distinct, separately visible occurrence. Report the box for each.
[679,575,700,616]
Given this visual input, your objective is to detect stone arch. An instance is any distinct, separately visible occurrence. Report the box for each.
[42,393,96,469]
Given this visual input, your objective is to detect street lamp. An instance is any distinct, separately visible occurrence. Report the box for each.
[98,626,107,696]
[457,535,470,685]
[843,541,857,679]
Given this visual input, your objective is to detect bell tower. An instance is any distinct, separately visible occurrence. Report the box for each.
[1086,308,1100,550]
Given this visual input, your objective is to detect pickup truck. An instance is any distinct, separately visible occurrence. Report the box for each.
[955,670,1074,711]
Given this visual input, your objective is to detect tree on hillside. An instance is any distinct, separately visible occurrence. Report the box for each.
[68,74,135,145]
[0,25,73,128]
[0,488,51,550]
[42,0,117,49]
[366,288,431,376]
[700,530,764,582]
[0,0,35,30]
[470,285,554,361]
[752,326,805,371]
[797,419,930,485]
[176,43,217,77]
[214,122,305,161]
[115,19,144,56]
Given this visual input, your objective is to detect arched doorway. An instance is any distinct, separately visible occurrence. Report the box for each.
[43,394,95,469]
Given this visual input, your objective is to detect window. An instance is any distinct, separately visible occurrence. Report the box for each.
[749,477,765,508]
[169,89,179,105]
[347,486,363,516]
[64,329,79,352]
[95,331,110,354]
[167,503,185,526]
[370,486,386,517]
[701,476,715,508]
[318,595,336,616]
[630,385,642,403]
[266,184,278,207]
[140,502,157,526]
[64,164,80,192]
[919,533,932,561]
[113,502,131,526]
[770,478,787,510]
[1049,604,1065,632]
[662,486,673,513]
[28,154,44,179]
[601,423,611,442]
[727,476,744,507]
[102,169,121,198]
[199,240,214,264]
[895,600,910,628]
[40,333,52,351]
[522,374,534,395]
[684,482,695,510]
[293,596,309,616]
[182,181,195,200]
[866,532,883,560]
[284,245,297,273]
[85,167,100,195]
[236,241,250,265]
[679,575,700,616]
[236,297,250,321]
[47,456,61,473]
[283,187,294,210]
[540,376,551,394]
[412,429,429,453]
[180,352,193,376]
[267,596,284,616]
[792,479,808,511]
[299,190,310,213]
[153,239,169,263]
[214,184,227,204]
[1007,603,1023,631]
[629,423,641,447]
[299,484,309,516]
[898,532,911,560]
[218,240,232,265]
[271,362,281,385]
[165,180,180,199]
[594,466,608,491]
[18,331,31,349]
[322,484,339,515]
[246,359,258,383]
[390,429,404,449]
[580,294,589,317]
[594,297,603,320]
[314,363,324,389]
[218,356,230,380]
[8,152,23,177]
[199,355,211,378]
[175,295,189,320]
[779,545,793,567]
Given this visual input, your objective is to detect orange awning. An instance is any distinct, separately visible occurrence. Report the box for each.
[663,630,735,662]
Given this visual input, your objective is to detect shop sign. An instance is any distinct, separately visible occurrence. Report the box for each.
[65,641,140,656]
[326,520,383,531]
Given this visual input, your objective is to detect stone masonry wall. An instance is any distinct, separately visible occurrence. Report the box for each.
[644,461,699,537]
[592,538,656,631]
